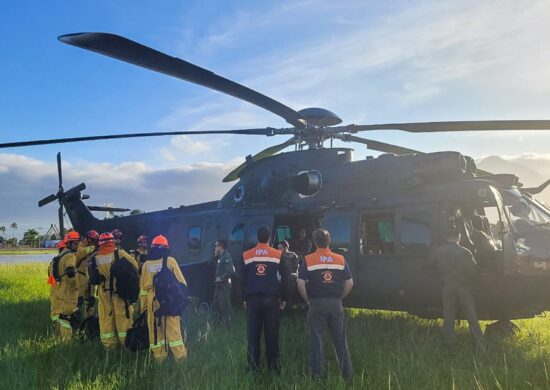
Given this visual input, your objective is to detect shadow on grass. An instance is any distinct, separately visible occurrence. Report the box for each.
[1,299,550,389]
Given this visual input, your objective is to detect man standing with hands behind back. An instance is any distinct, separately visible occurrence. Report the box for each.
[297,228,353,382]
[242,226,288,374]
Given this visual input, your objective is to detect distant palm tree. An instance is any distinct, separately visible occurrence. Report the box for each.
[10,222,17,240]
[0,226,5,237]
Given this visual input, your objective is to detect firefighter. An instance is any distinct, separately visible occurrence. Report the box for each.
[112,229,124,250]
[75,230,99,318]
[48,231,80,341]
[134,235,149,273]
[95,232,139,350]
[139,235,188,362]
[242,226,289,373]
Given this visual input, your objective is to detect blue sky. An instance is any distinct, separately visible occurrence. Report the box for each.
[2,0,550,235]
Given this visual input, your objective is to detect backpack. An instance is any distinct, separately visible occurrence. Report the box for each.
[78,315,100,341]
[110,249,140,318]
[125,311,149,351]
[87,252,104,286]
[49,254,62,283]
[153,255,189,318]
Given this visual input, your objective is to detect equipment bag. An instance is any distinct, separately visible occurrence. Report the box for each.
[125,311,149,351]
[78,315,100,341]
[153,256,189,318]
[87,252,104,286]
[110,250,140,318]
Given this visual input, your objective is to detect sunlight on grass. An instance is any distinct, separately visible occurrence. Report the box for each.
[1,263,550,389]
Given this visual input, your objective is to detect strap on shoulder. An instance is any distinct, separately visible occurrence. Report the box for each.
[162,255,168,270]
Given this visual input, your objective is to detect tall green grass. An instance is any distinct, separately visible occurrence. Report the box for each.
[1,263,550,389]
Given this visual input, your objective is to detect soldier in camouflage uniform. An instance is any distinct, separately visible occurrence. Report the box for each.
[431,228,485,351]
[212,239,235,328]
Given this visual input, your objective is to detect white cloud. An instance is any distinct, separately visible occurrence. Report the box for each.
[0,153,237,237]
[162,0,550,130]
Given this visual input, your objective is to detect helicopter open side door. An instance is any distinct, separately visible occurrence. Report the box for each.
[356,209,402,310]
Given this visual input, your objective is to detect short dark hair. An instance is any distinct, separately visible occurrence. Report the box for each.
[312,229,330,248]
[216,239,227,249]
[279,240,289,249]
[257,226,272,243]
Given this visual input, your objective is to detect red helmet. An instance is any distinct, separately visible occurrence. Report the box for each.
[137,235,148,246]
[86,230,100,241]
[111,229,123,240]
[65,231,81,242]
[151,235,169,248]
[99,232,114,246]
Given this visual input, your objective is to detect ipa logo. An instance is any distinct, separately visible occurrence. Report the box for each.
[256,264,267,276]
[322,271,333,283]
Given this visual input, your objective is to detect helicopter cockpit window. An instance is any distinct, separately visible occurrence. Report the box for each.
[230,224,245,243]
[188,226,202,253]
[322,217,351,254]
[400,219,431,251]
[360,214,395,255]
[501,189,550,233]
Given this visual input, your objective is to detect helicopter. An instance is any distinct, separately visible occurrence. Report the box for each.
[3,32,550,328]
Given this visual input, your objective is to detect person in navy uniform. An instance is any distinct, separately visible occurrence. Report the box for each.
[242,226,289,373]
[297,228,353,381]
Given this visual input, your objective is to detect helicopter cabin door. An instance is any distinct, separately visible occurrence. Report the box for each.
[357,210,402,310]
[396,204,440,316]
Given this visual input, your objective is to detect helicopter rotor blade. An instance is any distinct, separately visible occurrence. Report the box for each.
[58,33,308,128]
[58,205,64,238]
[331,120,550,134]
[87,206,130,212]
[57,152,63,189]
[38,194,58,208]
[333,134,421,155]
[223,137,296,182]
[0,127,291,149]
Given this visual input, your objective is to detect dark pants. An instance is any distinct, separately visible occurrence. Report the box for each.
[246,294,280,372]
[442,284,484,350]
[308,298,352,380]
[212,281,232,328]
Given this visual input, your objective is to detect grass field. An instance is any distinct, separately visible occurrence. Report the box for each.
[1,263,550,389]
[0,249,57,255]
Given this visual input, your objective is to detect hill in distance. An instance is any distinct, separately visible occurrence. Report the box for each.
[477,155,550,205]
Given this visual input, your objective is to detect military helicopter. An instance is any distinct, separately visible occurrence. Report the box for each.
[3,33,550,328]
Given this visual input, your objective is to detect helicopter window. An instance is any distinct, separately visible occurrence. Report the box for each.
[400,219,431,251]
[231,224,245,243]
[360,214,395,255]
[188,226,202,253]
[322,217,351,253]
[276,226,292,243]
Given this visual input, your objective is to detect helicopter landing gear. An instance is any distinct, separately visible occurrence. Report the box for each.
[484,320,518,337]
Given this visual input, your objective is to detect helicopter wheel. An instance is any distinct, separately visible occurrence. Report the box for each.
[484,320,518,337]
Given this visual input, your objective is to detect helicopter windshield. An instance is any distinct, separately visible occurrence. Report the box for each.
[499,189,550,233]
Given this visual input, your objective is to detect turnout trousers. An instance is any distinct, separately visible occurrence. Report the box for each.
[147,314,187,362]
[441,284,484,349]
[97,286,133,350]
[308,298,353,380]
[212,281,233,328]
[246,294,281,372]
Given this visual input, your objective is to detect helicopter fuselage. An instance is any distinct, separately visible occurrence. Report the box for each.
[63,148,550,320]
